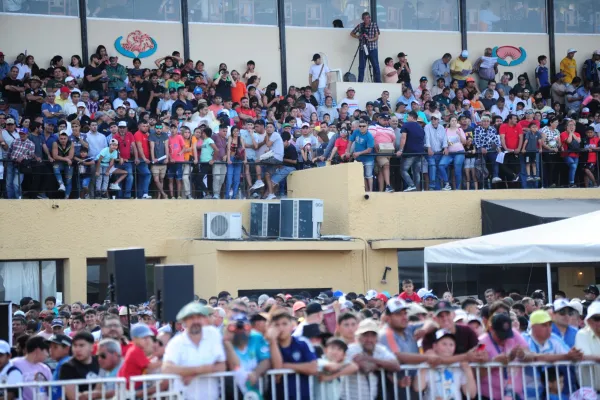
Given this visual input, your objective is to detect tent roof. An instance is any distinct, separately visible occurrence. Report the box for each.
[424,210,600,265]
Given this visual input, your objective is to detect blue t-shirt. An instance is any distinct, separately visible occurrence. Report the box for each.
[235,331,271,393]
[349,130,374,163]
[96,147,118,166]
[42,103,62,126]
[535,65,550,88]
[52,356,71,400]
[551,323,578,348]
[276,336,317,400]
[401,121,425,155]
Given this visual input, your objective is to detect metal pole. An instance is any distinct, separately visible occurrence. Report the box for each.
[181,0,190,61]
[459,0,467,50]
[276,0,288,94]
[370,0,377,23]
[546,0,556,77]
[424,262,429,289]
[546,262,553,302]
[78,0,89,64]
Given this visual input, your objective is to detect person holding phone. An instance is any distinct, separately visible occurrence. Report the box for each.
[214,68,236,102]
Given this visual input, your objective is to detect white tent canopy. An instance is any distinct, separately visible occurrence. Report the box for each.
[423,210,600,299]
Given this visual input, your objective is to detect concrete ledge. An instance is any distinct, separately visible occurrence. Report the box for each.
[203,239,365,252]
[370,239,457,250]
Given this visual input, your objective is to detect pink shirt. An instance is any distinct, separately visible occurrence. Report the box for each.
[168,134,186,162]
[478,330,527,399]
[446,127,466,153]
[368,125,396,147]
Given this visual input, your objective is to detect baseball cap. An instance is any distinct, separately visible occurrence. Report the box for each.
[462,99,471,105]
[175,302,214,320]
[172,69,181,75]
[376,293,389,303]
[419,76,428,82]
[553,298,573,312]
[301,122,310,128]
[594,50,600,56]
[76,102,86,108]
[532,289,545,300]
[491,313,514,340]
[431,111,442,120]
[312,53,321,62]
[0,52,4,57]
[387,298,409,314]
[6,118,15,125]
[65,76,75,83]
[0,340,10,355]
[417,288,432,298]
[60,86,71,94]
[582,107,590,114]
[453,309,467,322]
[305,302,324,316]
[379,113,390,119]
[292,301,306,313]
[109,139,119,146]
[467,314,483,325]
[397,52,408,58]
[51,319,64,328]
[433,300,455,315]
[59,130,69,136]
[584,285,600,296]
[585,302,600,321]
[46,334,72,347]
[131,324,154,338]
[466,77,475,83]
[433,329,455,342]
[282,123,291,128]
[407,303,428,317]
[530,310,552,325]
[169,88,177,93]
[346,87,355,92]
[365,290,378,301]
[118,121,127,127]
[422,292,438,300]
[355,318,379,336]
[567,48,577,54]
[461,50,469,58]
[193,87,203,95]
[257,294,269,307]
[568,300,583,315]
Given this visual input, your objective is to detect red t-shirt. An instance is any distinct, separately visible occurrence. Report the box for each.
[586,136,599,163]
[114,132,135,160]
[237,107,257,128]
[399,292,421,303]
[117,344,150,385]
[334,138,349,155]
[518,119,540,130]
[560,131,581,158]
[134,131,150,159]
[499,123,523,150]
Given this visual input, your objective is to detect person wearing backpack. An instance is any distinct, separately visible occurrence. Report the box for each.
[0,340,23,398]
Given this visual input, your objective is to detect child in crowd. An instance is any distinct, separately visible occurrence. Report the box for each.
[413,329,476,399]
[44,296,57,314]
[399,279,421,302]
[582,126,599,187]
[95,139,127,199]
[328,127,349,163]
[75,147,94,199]
[522,122,542,181]
[544,368,567,400]
[314,337,358,400]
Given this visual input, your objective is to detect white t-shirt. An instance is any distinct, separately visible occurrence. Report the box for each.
[255,132,268,158]
[16,64,31,80]
[68,66,85,79]
[268,132,284,161]
[423,367,467,400]
[0,360,23,386]
[163,327,226,400]
[113,97,139,110]
[295,135,318,162]
[309,64,330,89]
[340,97,360,114]
[240,129,259,160]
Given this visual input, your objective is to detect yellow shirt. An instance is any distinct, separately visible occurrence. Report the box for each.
[560,57,577,84]
[450,58,473,81]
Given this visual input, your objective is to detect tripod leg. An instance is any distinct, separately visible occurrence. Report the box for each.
[347,44,361,78]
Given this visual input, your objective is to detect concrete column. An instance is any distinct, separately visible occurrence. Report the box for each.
[63,257,87,303]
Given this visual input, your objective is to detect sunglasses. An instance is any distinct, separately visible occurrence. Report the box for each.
[557,309,574,316]
[359,125,367,128]
[231,308,245,314]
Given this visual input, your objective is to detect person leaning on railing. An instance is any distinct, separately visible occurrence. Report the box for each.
[8,127,35,199]
[575,301,600,392]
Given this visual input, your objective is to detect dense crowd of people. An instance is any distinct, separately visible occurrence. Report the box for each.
[2,281,600,399]
[1,40,600,197]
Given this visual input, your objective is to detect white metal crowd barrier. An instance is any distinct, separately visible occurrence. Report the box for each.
[1,362,599,400]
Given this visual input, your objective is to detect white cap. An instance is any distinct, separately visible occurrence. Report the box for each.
[118,121,127,127]
[585,301,600,321]
[13,310,25,317]
[568,300,583,315]
[407,302,428,317]
[461,50,469,58]
[386,298,409,314]
[453,309,467,322]
[65,76,75,83]
[567,48,577,54]
[76,102,86,108]
[0,340,10,355]
[594,50,600,56]
[365,289,378,301]
[553,298,572,312]
[467,314,483,325]
[417,288,432,298]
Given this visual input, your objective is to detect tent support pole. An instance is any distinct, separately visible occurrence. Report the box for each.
[424,262,429,289]
[546,263,553,301]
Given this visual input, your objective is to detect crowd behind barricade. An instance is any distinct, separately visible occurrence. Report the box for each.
[2,281,600,399]
[1,44,600,198]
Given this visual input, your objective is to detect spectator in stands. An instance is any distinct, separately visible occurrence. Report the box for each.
[398,111,425,191]
[347,119,374,191]
[425,111,451,190]
[13,337,51,399]
[118,324,160,385]
[48,334,72,399]
[560,49,578,84]
[58,331,99,399]
[552,299,579,348]
[0,339,23,397]
[575,302,600,391]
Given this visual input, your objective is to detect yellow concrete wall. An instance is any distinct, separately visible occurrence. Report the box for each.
[467,33,549,88]
[189,24,281,90]
[0,15,82,68]
[558,266,597,299]
[87,19,184,69]
[285,28,461,92]
[555,35,600,77]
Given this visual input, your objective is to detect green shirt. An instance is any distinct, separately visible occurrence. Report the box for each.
[199,137,215,163]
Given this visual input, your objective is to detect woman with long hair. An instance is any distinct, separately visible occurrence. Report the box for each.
[95,45,109,69]
[445,116,467,190]
[50,55,63,69]
[68,55,85,79]
[225,126,247,199]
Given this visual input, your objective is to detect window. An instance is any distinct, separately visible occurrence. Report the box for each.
[188,0,277,25]
[86,258,161,305]
[378,0,459,31]
[0,260,64,302]
[86,0,181,21]
[283,0,368,28]
[1,0,78,16]
[554,0,600,33]
[466,0,546,33]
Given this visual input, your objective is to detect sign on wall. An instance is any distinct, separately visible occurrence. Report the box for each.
[492,46,527,67]
[114,30,158,59]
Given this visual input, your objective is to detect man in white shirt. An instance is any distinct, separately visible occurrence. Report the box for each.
[0,339,23,393]
[309,54,330,106]
[340,87,360,114]
[163,303,226,400]
[575,301,600,391]
[112,89,138,110]
[490,97,510,120]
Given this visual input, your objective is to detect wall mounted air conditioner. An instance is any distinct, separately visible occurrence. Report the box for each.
[250,202,281,238]
[279,199,324,240]
[203,213,242,239]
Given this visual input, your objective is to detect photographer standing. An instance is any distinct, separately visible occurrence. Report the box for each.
[350,12,381,83]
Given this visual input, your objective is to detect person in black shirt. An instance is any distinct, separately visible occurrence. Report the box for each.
[133,74,152,111]
[83,54,106,94]
[2,66,25,113]
[214,68,235,101]
[265,129,297,199]
[24,76,46,117]
[59,331,100,397]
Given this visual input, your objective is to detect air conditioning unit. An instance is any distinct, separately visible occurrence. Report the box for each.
[250,202,280,238]
[203,212,242,240]
[279,199,324,240]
